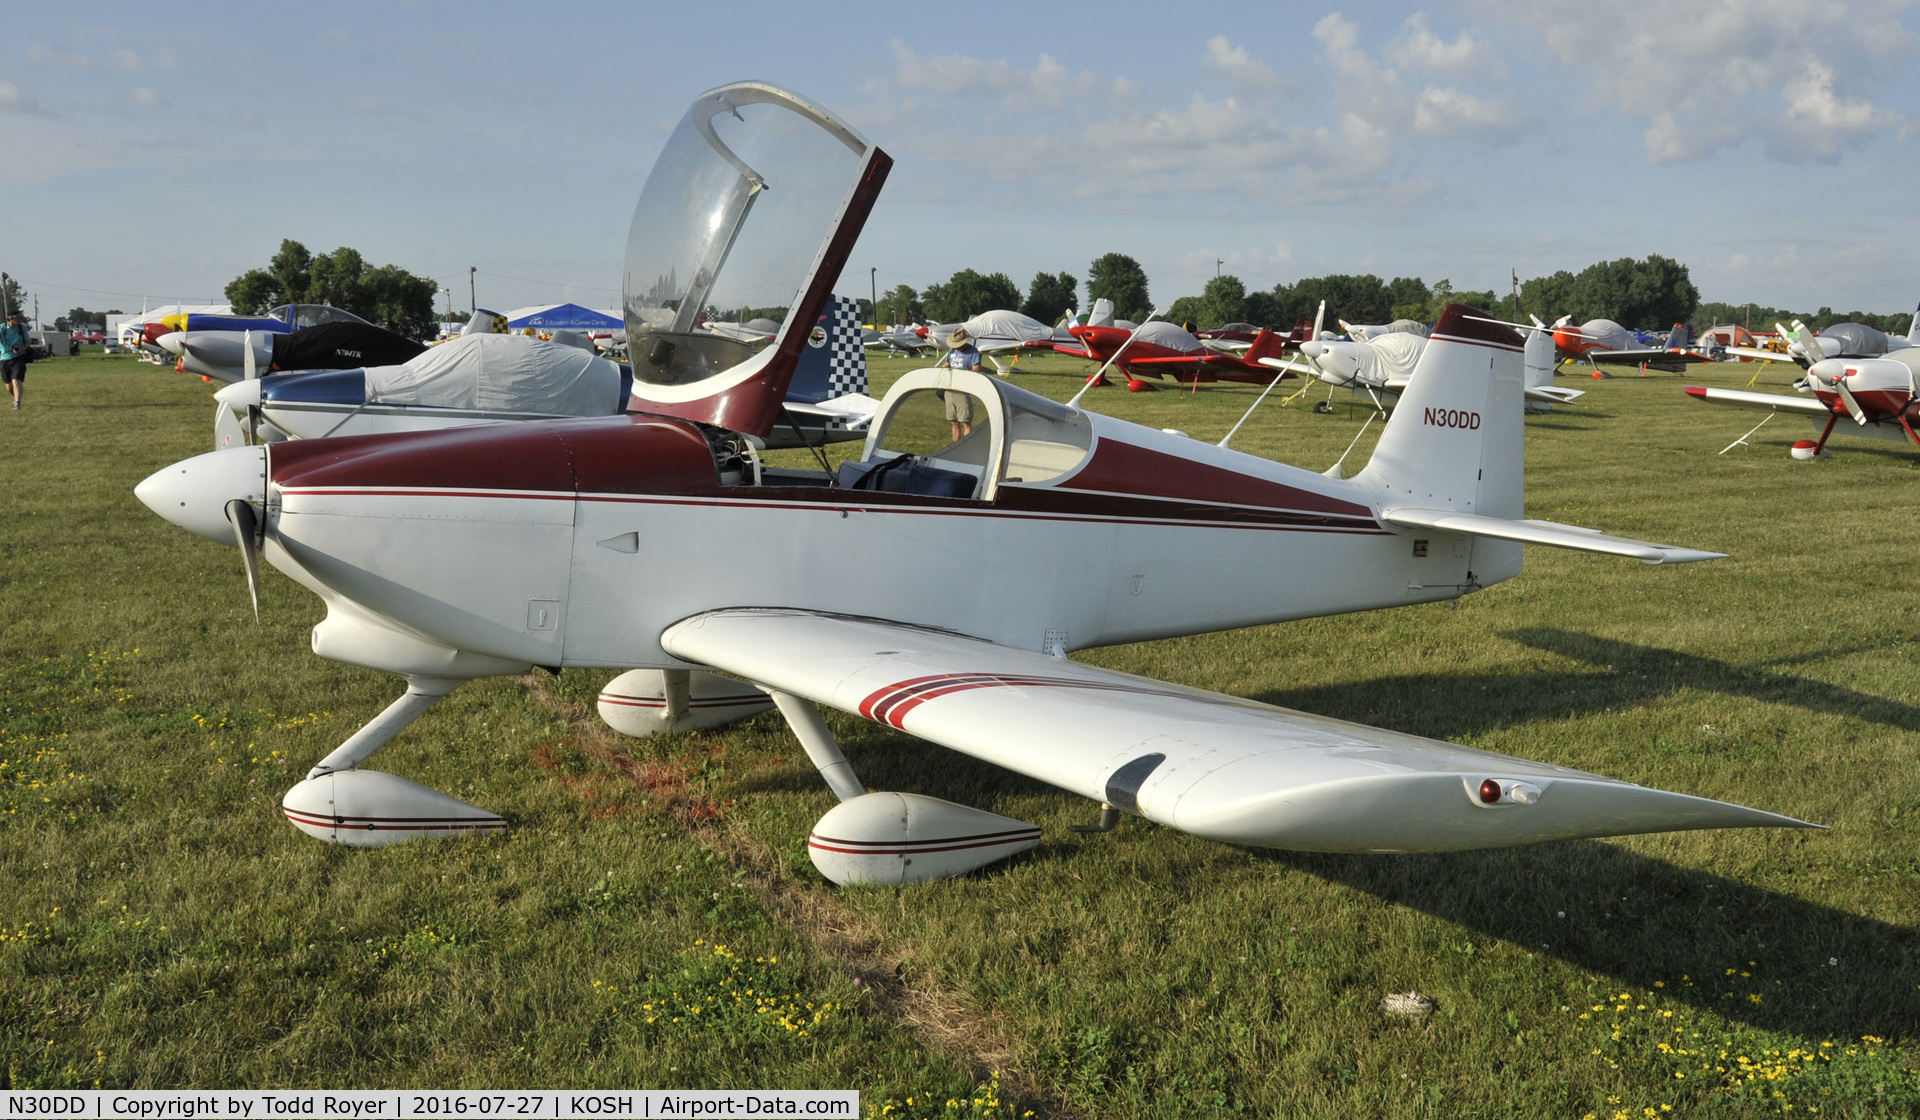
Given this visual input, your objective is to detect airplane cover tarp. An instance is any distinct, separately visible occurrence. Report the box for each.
[272,321,428,372]
[505,303,625,330]
[1361,331,1427,381]
[364,333,622,415]
[1133,321,1203,351]
[1819,322,1892,357]
[959,309,1055,347]
[1579,319,1635,351]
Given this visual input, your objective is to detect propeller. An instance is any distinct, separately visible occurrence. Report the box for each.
[1806,360,1867,424]
[224,499,262,621]
[1313,299,1327,340]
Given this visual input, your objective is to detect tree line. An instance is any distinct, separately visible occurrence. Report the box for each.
[224,239,439,337]
[875,252,1912,336]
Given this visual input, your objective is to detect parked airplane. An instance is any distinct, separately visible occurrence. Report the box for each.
[1057,319,1292,389]
[1685,347,1920,459]
[158,320,427,383]
[1279,326,1584,413]
[211,297,876,452]
[136,81,1808,886]
[924,309,1061,373]
[1723,312,1920,366]
[1551,318,1716,373]
[1340,318,1429,342]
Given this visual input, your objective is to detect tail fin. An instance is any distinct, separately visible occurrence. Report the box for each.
[786,295,867,403]
[1244,328,1283,363]
[1355,304,1526,581]
[1523,328,1555,394]
[1668,322,1691,351]
[1908,301,1918,344]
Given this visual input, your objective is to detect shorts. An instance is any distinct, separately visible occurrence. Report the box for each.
[2,356,24,383]
[943,391,973,422]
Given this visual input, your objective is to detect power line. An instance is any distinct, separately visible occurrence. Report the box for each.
[8,277,224,303]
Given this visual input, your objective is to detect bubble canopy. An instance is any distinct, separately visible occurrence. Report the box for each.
[623,82,889,435]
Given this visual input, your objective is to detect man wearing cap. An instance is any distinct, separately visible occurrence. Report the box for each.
[0,312,29,410]
[943,326,982,442]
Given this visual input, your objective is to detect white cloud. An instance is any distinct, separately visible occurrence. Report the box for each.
[109,49,144,72]
[27,45,91,69]
[1392,14,1501,77]
[1313,14,1522,140]
[1479,0,1914,162]
[1203,35,1281,91]
[861,25,1520,211]
[133,87,163,108]
[0,76,37,114]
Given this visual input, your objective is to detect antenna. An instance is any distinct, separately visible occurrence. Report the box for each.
[1066,307,1159,408]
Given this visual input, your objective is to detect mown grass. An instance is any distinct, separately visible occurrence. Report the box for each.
[1,348,1915,1118]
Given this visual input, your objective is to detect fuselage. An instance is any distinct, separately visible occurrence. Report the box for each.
[247,408,1496,677]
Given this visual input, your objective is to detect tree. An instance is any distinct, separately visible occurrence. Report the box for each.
[1522,256,1697,329]
[223,239,438,337]
[921,269,1021,323]
[876,283,921,326]
[1021,271,1078,324]
[1087,254,1151,322]
[1196,275,1248,329]
[1164,295,1202,327]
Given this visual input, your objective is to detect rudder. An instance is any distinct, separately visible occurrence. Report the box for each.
[1355,304,1527,582]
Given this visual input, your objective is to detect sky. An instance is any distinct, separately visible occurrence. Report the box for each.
[4,0,1918,323]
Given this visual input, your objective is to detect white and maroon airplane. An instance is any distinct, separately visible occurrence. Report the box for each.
[135,82,1809,885]
[1685,348,1920,459]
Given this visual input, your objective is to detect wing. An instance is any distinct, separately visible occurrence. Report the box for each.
[1683,385,1829,416]
[660,609,1810,853]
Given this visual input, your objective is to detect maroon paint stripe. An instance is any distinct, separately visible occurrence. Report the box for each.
[279,487,1389,537]
[282,808,506,831]
[809,826,1042,849]
[808,831,1042,857]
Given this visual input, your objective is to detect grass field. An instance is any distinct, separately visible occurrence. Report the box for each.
[1,346,1916,1118]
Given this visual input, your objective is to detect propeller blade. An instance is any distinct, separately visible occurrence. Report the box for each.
[1313,300,1326,341]
[242,329,257,381]
[1835,377,1868,425]
[224,499,262,622]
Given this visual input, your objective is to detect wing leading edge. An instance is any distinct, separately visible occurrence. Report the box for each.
[661,609,1812,854]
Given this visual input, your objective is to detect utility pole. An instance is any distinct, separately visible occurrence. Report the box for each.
[469,267,477,314]
[870,266,877,328]
[1510,268,1520,322]
[441,287,452,339]
[1216,258,1223,278]
[0,272,11,319]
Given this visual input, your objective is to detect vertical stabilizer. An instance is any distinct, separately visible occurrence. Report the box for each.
[1355,304,1526,582]
[1523,328,1555,396]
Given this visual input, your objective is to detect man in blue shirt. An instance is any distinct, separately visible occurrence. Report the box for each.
[943,326,981,441]
[0,311,29,410]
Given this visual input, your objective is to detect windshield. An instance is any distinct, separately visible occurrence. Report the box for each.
[270,304,373,330]
[623,83,870,389]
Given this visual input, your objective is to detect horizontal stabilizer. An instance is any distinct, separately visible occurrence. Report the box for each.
[1525,385,1586,403]
[1683,384,1827,416]
[1381,508,1724,564]
[1721,346,1799,365]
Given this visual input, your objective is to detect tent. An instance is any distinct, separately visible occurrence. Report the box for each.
[504,303,624,331]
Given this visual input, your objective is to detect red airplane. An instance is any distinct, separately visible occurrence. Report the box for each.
[1057,321,1296,391]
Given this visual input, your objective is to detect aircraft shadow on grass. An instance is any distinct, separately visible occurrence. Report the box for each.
[1267,841,1920,1041]
[736,726,1920,1041]
[1250,628,1920,741]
